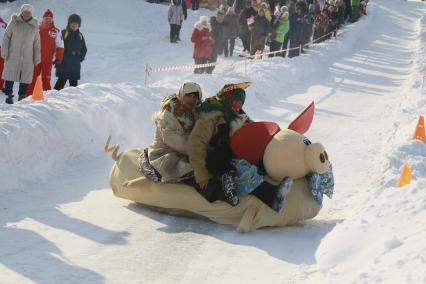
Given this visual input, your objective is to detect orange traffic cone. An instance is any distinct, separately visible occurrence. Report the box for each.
[396,163,412,188]
[412,116,425,143]
[32,76,44,101]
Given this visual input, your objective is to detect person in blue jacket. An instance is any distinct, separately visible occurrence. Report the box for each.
[54,14,87,91]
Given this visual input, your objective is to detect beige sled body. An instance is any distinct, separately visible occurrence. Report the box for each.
[109,148,321,233]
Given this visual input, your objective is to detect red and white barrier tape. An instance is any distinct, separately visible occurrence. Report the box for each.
[303,29,339,47]
[144,28,340,85]
[148,61,218,73]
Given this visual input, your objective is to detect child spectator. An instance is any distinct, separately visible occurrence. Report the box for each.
[168,0,184,43]
[269,9,289,57]
[54,14,87,90]
[26,9,64,96]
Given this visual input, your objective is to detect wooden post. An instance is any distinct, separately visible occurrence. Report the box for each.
[144,64,149,86]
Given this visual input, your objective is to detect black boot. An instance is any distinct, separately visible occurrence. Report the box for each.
[18,94,27,101]
[5,95,13,104]
[250,181,276,210]
[272,177,293,212]
[221,172,239,206]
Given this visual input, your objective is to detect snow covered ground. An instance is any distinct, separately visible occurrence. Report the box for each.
[1,0,425,283]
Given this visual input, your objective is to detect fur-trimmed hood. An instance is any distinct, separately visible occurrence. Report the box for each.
[12,13,38,27]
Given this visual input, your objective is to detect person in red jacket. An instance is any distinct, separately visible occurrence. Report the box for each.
[0,16,7,92]
[26,9,64,96]
[191,16,214,74]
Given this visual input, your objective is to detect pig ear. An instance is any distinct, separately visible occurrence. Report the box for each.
[304,143,329,174]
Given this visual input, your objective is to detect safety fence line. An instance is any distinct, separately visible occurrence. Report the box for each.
[144,28,340,85]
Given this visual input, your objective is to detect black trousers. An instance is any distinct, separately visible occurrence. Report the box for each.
[54,78,78,91]
[4,81,28,97]
[269,39,288,58]
[183,177,226,203]
[223,38,235,57]
[194,58,208,74]
[240,32,251,52]
[288,36,302,58]
[205,51,218,74]
[192,0,199,10]
[170,24,180,42]
[250,181,279,211]
[184,177,279,211]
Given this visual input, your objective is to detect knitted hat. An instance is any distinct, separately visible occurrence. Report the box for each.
[68,13,82,26]
[43,9,53,18]
[280,5,288,13]
[20,4,34,14]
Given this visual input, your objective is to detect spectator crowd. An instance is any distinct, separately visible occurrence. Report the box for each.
[0,4,87,104]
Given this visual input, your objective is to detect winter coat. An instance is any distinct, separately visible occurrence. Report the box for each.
[148,85,203,182]
[273,19,289,43]
[168,3,184,25]
[288,13,305,43]
[223,14,239,39]
[1,14,41,84]
[55,29,87,81]
[191,22,214,59]
[39,22,64,64]
[249,15,270,51]
[210,16,225,53]
[250,15,270,40]
[187,110,248,183]
[239,7,257,35]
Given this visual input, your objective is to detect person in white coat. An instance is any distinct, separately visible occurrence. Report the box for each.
[1,4,41,104]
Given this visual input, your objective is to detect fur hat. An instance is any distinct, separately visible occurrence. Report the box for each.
[67,13,82,26]
[20,4,34,14]
[43,9,53,18]
[200,15,209,23]
[195,16,211,30]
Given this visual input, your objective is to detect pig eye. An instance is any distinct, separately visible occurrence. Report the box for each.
[324,151,328,160]
[303,137,311,146]
[319,153,325,163]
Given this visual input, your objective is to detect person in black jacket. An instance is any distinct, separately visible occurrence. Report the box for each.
[54,14,87,90]
[249,7,270,56]
[177,0,187,41]
[192,0,200,10]
[239,0,257,53]
[287,0,307,58]
[206,10,225,74]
